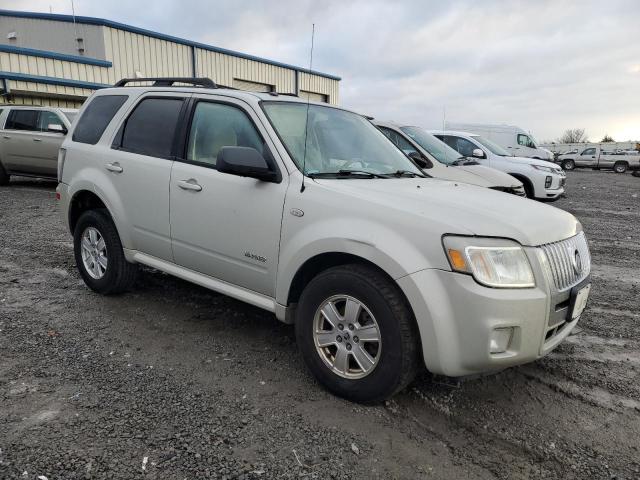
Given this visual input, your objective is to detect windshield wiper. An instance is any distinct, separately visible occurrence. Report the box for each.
[307,170,386,179]
[382,170,425,178]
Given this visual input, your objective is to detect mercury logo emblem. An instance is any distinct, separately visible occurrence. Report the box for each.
[571,249,582,275]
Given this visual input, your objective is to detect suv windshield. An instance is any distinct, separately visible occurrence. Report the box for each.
[472,135,512,156]
[263,102,422,177]
[399,126,462,165]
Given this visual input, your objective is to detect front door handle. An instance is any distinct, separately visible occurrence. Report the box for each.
[177,179,202,192]
[105,162,123,173]
[33,138,42,142]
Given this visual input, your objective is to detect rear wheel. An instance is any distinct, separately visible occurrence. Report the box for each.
[562,159,575,171]
[614,162,628,173]
[295,264,419,403]
[73,209,138,294]
[0,163,9,185]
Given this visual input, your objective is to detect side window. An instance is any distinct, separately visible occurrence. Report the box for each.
[379,127,418,155]
[445,136,477,157]
[73,95,128,145]
[38,111,65,132]
[517,134,534,147]
[5,110,39,131]
[118,97,184,158]
[581,148,595,155]
[186,102,265,167]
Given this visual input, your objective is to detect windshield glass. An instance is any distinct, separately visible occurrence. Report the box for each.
[399,126,462,165]
[472,135,512,156]
[262,102,422,176]
[63,111,78,123]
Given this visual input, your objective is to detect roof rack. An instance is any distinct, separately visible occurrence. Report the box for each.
[113,77,217,88]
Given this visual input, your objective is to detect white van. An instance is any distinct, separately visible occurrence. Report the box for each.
[445,122,553,161]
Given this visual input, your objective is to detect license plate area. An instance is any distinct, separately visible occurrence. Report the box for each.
[568,283,591,320]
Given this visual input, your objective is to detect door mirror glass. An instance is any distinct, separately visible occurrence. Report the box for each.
[472,148,485,158]
[217,146,277,182]
[407,151,433,169]
[47,123,67,134]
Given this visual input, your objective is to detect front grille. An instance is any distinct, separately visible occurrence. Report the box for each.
[540,232,591,291]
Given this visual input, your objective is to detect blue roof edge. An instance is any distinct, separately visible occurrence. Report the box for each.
[0,71,108,90]
[0,9,342,81]
[0,44,112,67]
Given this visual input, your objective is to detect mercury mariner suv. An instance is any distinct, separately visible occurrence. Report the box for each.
[57,78,592,403]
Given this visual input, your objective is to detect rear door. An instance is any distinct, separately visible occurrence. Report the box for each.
[169,95,287,296]
[1,109,41,174]
[106,93,188,261]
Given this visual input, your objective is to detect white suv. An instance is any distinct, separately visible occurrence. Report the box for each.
[57,78,591,403]
[430,130,566,201]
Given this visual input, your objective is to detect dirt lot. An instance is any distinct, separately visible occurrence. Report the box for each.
[1,170,639,480]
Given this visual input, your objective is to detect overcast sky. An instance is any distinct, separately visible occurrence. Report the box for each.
[8,0,640,142]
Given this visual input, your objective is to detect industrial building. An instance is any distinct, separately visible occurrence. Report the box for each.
[0,9,340,109]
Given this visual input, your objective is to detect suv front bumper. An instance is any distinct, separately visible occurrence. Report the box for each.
[397,267,588,377]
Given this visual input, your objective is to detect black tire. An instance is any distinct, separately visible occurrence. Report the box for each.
[632,170,640,178]
[0,162,9,185]
[73,209,138,295]
[562,159,575,171]
[295,264,420,403]
[613,162,628,174]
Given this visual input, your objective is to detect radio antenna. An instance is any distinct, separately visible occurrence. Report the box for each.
[300,23,315,193]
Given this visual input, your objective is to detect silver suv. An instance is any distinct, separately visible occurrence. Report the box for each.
[58,78,591,403]
[0,105,77,184]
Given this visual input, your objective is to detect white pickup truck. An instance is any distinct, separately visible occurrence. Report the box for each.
[557,146,640,173]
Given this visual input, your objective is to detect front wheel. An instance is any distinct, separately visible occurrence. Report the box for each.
[295,264,419,403]
[73,209,138,294]
[562,159,575,171]
[614,162,628,173]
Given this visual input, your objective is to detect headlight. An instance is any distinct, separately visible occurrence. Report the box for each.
[443,236,535,288]
[531,164,555,173]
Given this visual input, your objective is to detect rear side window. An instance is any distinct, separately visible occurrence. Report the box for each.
[73,95,128,145]
[117,98,184,159]
[5,110,39,131]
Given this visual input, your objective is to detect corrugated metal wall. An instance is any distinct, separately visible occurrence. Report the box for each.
[299,72,339,104]
[102,27,192,82]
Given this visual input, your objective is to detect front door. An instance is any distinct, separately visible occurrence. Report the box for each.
[170,96,287,296]
[577,148,597,167]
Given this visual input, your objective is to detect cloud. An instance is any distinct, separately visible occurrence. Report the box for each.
[7,0,640,140]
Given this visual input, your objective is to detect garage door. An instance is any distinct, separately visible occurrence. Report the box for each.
[299,90,328,103]
[232,78,274,93]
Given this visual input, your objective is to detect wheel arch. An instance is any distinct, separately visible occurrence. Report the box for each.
[507,172,535,198]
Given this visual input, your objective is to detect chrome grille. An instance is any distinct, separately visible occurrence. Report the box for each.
[540,232,591,291]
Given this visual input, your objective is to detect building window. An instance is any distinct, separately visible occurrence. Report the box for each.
[299,90,328,103]
[232,78,274,93]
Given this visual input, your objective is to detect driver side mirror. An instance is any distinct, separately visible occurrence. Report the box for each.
[217,146,279,183]
[472,148,485,159]
[47,124,67,135]
[408,151,433,169]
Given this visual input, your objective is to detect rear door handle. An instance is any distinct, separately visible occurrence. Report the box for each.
[105,162,123,173]
[177,179,202,192]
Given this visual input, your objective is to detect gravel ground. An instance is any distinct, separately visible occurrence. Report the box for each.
[1,170,639,480]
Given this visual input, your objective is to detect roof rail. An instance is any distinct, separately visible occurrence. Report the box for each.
[113,77,217,88]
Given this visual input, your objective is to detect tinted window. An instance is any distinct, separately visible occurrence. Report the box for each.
[6,110,39,131]
[187,102,265,167]
[38,111,65,132]
[581,148,596,155]
[441,135,478,157]
[119,98,183,158]
[73,95,128,145]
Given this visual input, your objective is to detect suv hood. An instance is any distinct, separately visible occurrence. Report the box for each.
[506,156,562,171]
[314,178,578,246]
[452,164,522,187]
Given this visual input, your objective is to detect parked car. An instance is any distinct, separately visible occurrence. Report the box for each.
[557,146,640,173]
[430,130,566,201]
[0,105,77,184]
[57,78,591,403]
[373,120,525,196]
[444,122,554,161]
